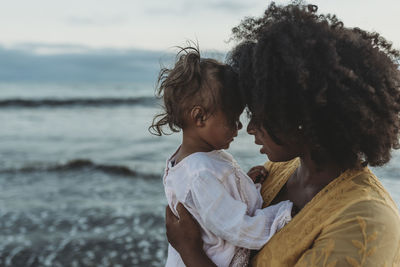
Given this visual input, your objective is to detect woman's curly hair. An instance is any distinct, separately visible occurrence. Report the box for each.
[150,46,243,136]
[228,2,400,169]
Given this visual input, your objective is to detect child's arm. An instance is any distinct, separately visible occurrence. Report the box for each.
[191,170,292,250]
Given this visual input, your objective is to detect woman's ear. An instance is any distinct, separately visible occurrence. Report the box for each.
[190,106,206,127]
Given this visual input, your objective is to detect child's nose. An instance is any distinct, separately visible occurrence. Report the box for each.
[237,121,243,130]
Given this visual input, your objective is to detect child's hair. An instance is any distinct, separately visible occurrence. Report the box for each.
[149,46,244,136]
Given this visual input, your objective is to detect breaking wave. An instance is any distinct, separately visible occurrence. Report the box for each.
[0,159,160,179]
[0,97,157,108]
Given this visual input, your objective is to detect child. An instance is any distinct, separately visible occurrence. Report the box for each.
[150,46,292,267]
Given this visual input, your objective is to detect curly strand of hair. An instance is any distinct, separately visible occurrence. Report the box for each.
[149,112,179,136]
[352,27,400,60]
[149,45,204,136]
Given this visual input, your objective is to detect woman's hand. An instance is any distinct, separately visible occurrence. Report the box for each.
[165,203,217,267]
[165,203,203,252]
[247,165,268,184]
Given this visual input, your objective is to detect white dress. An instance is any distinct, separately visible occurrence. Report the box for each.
[164,148,292,267]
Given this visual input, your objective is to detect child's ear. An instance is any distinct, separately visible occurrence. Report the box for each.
[190,106,206,127]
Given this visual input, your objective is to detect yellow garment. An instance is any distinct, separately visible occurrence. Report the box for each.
[252,158,400,267]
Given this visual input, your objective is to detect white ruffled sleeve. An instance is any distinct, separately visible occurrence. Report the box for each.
[190,169,292,250]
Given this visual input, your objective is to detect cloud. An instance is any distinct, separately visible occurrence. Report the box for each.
[208,1,251,12]
[65,15,128,27]
[11,43,92,55]
[144,0,253,16]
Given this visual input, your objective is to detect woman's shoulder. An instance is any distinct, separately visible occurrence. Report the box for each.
[344,167,399,212]
[327,167,400,227]
[308,167,400,247]
[306,166,400,222]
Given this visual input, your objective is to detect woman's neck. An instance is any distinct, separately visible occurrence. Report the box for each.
[296,154,344,188]
[286,152,346,211]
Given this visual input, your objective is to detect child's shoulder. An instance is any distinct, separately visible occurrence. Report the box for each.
[183,150,236,176]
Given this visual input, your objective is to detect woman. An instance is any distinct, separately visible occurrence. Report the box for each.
[165,3,400,266]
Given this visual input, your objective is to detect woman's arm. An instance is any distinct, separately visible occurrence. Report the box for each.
[165,203,217,267]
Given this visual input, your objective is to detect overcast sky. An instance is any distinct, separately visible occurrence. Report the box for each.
[1,0,399,53]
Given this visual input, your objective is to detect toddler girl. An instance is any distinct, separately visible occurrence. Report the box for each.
[150,46,292,267]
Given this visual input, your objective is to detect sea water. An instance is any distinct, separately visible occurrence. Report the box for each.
[0,60,399,266]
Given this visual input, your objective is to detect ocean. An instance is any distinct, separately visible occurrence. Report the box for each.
[0,47,399,266]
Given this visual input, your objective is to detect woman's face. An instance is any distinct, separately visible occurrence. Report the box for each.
[247,117,301,162]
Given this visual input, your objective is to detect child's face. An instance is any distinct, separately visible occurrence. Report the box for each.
[202,109,242,150]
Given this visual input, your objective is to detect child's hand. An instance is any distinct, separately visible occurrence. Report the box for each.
[247,165,268,184]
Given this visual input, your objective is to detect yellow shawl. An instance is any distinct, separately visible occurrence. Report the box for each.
[252,158,400,267]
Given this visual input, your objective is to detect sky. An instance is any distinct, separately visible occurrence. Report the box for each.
[1,0,399,54]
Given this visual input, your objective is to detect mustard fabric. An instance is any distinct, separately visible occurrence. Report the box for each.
[252,158,400,267]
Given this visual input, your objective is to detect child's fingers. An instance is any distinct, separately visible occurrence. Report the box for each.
[248,165,267,175]
[248,166,260,173]
[249,172,263,183]
[248,166,268,177]
[248,166,268,184]
[247,169,257,178]
[258,176,266,184]
[248,167,261,177]
[257,166,267,176]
